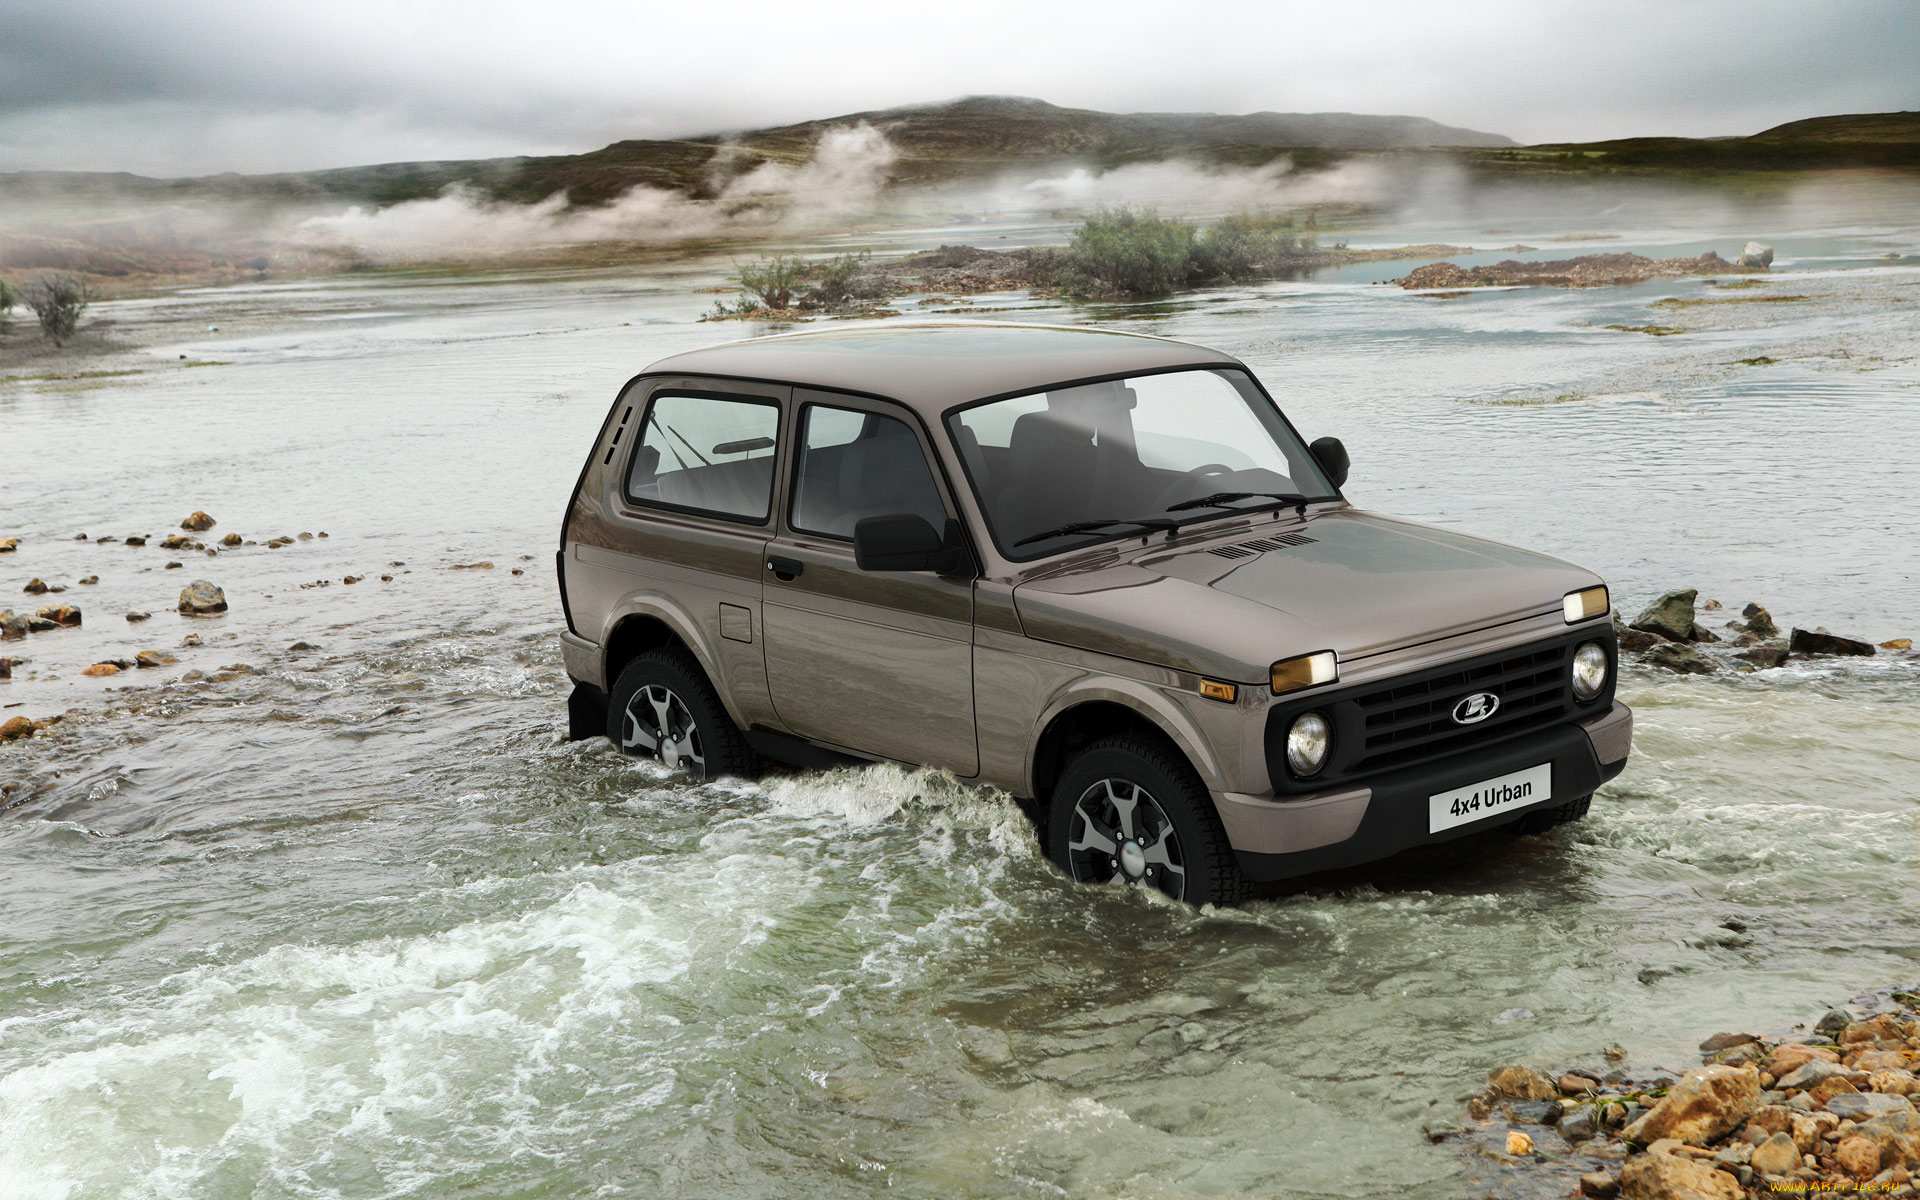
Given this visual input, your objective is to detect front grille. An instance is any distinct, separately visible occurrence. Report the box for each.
[1264,630,1614,794]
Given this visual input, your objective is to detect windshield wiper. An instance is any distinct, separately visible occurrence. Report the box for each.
[1013,516,1179,547]
[1165,491,1312,514]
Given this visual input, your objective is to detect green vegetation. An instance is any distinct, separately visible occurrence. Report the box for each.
[0,277,15,327]
[1652,294,1811,309]
[22,273,93,345]
[1064,207,1319,297]
[1736,356,1778,366]
[709,251,891,319]
[1605,324,1684,336]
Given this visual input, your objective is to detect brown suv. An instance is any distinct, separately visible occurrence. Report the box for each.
[558,324,1630,904]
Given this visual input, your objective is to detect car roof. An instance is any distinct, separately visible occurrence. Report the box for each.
[639,322,1242,416]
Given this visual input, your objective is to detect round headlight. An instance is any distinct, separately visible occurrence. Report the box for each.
[1572,641,1609,701]
[1286,712,1331,776]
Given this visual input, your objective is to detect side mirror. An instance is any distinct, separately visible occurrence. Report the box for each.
[1310,437,1350,489]
[854,515,967,574]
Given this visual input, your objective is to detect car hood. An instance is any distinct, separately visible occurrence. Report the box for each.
[1010,508,1601,681]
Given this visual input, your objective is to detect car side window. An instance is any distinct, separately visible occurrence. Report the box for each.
[625,393,780,523]
[791,404,947,540]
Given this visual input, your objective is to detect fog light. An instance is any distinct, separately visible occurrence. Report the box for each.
[1572,641,1609,701]
[1271,650,1337,695]
[1564,585,1609,623]
[1286,712,1331,776]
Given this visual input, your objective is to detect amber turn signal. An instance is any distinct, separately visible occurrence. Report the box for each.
[1198,679,1237,703]
[1563,585,1609,623]
[1270,651,1337,695]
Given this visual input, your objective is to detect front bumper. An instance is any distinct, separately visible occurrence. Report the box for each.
[1215,701,1631,882]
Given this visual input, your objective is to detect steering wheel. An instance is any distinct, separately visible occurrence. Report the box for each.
[1153,463,1236,513]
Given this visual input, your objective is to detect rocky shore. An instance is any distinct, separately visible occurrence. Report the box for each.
[1611,588,1910,676]
[1457,992,1920,1198]
[1395,250,1763,291]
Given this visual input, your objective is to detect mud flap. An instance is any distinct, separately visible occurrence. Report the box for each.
[567,682,609,742]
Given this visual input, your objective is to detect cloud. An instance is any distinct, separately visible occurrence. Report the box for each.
[294,123,901,258]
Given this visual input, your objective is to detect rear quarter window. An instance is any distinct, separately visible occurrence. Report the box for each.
[625,392,780,523]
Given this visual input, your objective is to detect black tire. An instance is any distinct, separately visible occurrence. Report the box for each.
[1046,734,1249,906]
[605,647,761,781]
[1512,792,1592,836]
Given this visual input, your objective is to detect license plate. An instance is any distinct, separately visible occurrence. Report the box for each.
[1429,763,1552,833]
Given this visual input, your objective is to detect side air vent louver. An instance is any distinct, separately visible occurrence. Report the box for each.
[1206,533,1317,559]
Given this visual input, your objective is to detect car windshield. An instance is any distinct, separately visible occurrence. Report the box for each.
[946,367,1337,560]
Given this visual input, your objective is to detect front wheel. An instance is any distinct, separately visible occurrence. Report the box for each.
[1046,735,1249,906]
[605,647,760,780]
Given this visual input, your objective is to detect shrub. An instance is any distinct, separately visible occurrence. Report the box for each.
[1067,208,1197,297]
[24,272,93,345]
[804,252,877,309]
[1192,212,1306,280]
[0,277,16,325]
[735,256,807,310]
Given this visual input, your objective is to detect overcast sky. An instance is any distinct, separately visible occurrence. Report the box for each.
[2,0,1915,176]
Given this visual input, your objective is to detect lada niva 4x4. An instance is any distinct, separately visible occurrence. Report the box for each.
[558,324,1630,904]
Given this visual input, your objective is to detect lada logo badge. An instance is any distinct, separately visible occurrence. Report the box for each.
[1451,692,1500,725]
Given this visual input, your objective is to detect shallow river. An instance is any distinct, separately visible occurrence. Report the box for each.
[2,180,1918,1198]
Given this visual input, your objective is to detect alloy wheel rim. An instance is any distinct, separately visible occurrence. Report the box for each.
[621,684,706,774]
[1065,778,1187,900]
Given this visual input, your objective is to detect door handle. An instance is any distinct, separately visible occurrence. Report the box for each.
[766,555,804,581]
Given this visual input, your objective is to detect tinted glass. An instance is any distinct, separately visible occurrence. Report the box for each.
[947,367,1334,558]
[626,393,779,522]
[791,405,947,539]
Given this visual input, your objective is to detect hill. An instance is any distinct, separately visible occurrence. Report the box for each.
[1474,110,1920,173]
[0,96,1514,210]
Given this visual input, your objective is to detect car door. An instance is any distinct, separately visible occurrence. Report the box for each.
[591,380,788,731]
[762,390,978,775]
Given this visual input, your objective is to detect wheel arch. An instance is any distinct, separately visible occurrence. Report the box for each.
[1027,682,1225,807]
[600,597,746,728]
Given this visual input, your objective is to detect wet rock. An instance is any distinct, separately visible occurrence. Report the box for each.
[180,633,203,647]
[1881,637,1912,651]
[1619,1142,1742,1199]
[1770,1045,1840,1076]
[0,611,26,639]
[1815,1009,1854,1035]
[1631,589,1699,642]
[1701,1032,1760,1053]
[343,575,361,585]
[77,575,97,586]
[1581,1169,1621,1197]
[36,604,80,627]
[1740,646,1789,670]
[126,609,150,622]
[288,641,321,652]
[159,534,201,551]
[23,578,48,595]
[1614,615,1662,651]
[1645,643,1717,674]
[125,535,147,546]
[0,538,16,553]
[379,574,393,582]
[1871,1069,1920,1096]
[1789,628,1875,657]
[511,567,525,576]
[94,536,112,544]
[1706,1042,1763,1066]
[1776,1059,1851,1091]
[1738,242,1774,269]
[178,580,227,614]
[1840,1013,1912,1044]
[1489,1064,1562,1100]
[298,532,313,541]
[165,561,183,570]
[1826,1094,1913,1122]
[0,715,35,740]
[0,657,8,680]
[180,511,216,531]
[1622,1065,1761,1146]
[1509,1099,1561,1123]
[1563,1072,1603,1094]
[449,561,494,570]
[266,537,293,548]
[1751,1132,1801,1174]
[1506,1130,1533,1155]
[220,533,242,547]
[1562,1105,1601,1140]
[81,662,120,676]
[181,669,205,682]
[1741,604,1778,638]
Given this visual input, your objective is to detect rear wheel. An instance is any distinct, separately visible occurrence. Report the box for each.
[605,647,760,780]
[1046,734,1249,906]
